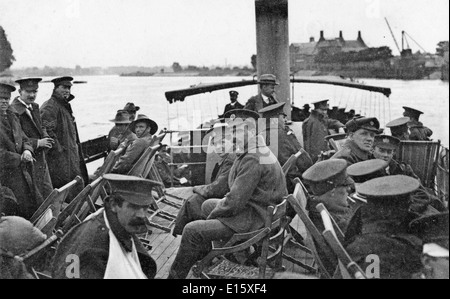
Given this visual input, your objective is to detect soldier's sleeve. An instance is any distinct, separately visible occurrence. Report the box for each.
[196,159,233,198]
[111,139,146,174]
[244,97,256,112]
[41,104,63,152]
[208,155,261,220]
[327,118,345,130]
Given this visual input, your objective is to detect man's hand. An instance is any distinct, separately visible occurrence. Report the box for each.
[21,150,34,163]
[38,137,54,149]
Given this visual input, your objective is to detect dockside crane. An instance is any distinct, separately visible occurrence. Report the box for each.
[385,18,402,55]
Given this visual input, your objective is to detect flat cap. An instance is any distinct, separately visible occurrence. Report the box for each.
[51,76,73,87]
[0,82,16,99]
[374,135,400,150]
[103,174,163,206]
[403,106,424,119]
[258,102,286,118]
[410,212,449,255]
[15,78,42,91]
[347,159,388,184]
[130,114,158,135]
[345,117,382,134]
[257,74,279,85]
[356,175,420,200]
[110,110,132,124]
[302,159,348,196]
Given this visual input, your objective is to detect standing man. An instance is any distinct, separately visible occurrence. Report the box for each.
[11,78,54,199]
[244,74,279,113]
[51,174,158,279]
[302,99,345,163]
[220,90,244,118]
[386,117,411,140]
[0,83,42,219]
[403,106,433,141]
[332,117,382,166]
[41,76,86,191]
[168,109,287,279]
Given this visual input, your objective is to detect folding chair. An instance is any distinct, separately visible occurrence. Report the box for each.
[30,176,84,236]
[193,200,288,279]
[316,203,366,279]
[325,133,347,152]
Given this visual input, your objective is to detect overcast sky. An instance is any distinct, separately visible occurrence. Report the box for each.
[1,0,448,68]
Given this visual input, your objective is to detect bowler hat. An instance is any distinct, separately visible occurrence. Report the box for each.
[51,76,73,88]
[130,114,158,135]
[302,159,348,196]
[258,102,286,118]
[0,83,16,99]
[124,102,140,113]
[347,159,388,184]
[374,135,400,150]
[110,110,132,124]
[257,74,279,85]
[15,78,42,91]
[103,174,163,206]
[345,117,382,134]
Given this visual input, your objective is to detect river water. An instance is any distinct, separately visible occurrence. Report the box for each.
[30,75,449,149]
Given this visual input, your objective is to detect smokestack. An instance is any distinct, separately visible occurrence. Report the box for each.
[319,31,325,42]
[310,37,315,42]
[339,31,344,40]
[357,31,362,41]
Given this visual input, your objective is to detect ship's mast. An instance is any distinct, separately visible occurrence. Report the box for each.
[255,0,291,118]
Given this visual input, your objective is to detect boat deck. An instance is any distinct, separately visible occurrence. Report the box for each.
[145,187,316,279]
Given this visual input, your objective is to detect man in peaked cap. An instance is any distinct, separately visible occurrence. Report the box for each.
[111,114,158,174]
[52,174,159,279]
[123,102,140,121]
[220,90,244,118]
[172,122,236,237]
[347,159,388,185]
[332,117,382,166]
[344,175,424,279]
[244,74,280,113]
[386,117,411,141]
[107,110,136,151]
[303,99,345,163]
[41,76,86,196]
[403,106,433,141]
[169,108,287,279]
[410,212,449,279]
[11,78,54,200]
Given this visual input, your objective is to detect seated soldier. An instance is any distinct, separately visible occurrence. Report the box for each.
[168,109,288,279]
[332,117,382,166]
[386,117,411,141]
[0,216,47,279]
[258,102,313,194]
[403,107,433,141]
[344,175,424,279]
[107,110,137,151]
[111,114,158,174]
[172,122,236,237]
[51,174,158,279]
[410,212,449,279]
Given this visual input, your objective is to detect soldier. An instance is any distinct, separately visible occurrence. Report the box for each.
[123,102,140,121]
[403,106,433,141]
[244,74,279,113]
[345,175,424,279]
[11,78,54,199]
[347,159,388,185]
[332,117,382,166]
[168,109,287,279]
[220,90,244,118]
[410,212,449,279]
[41,76,86,192]
[1,83,43,219]
[386,117,411,141]
[302,99,345,162]
[111,114,158,174]
[107,109,136,151]
[51,174,158,279]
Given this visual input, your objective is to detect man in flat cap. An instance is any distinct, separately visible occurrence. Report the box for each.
[41,77,86,195]
[172,122,236,237]
[244,74,280,113]
[332,117,382,166]
[386,117,411,141]
[344,175,424,279]
[168,109,287,279]
[123,102,140,121]
[107,110,136,151]
[220,90,244,118]
[1,83,43,219]
[410,212,449,279]
[11,78,54,199]
[51,174,158,279]
[303,99,345,162]
[403,106,433,141]
[111,114,158,174]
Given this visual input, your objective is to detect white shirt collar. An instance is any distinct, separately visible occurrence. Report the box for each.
[17,97,32,110]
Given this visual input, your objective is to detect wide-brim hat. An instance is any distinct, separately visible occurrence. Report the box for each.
[0,83,16,99]
[374,135,401,150]
[124,102,140,113]
[129,114,158,135]
[51,76,73,87]
[257,74,279,85]
[110,110,132,124]
[15,77,42,91]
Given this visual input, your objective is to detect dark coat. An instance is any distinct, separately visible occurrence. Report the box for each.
[0,108,42,219]
[221,102,244,117]
[40,93,82,189]
[51,210,157,279]
[244,94,279,113]
[11,98,53,199]
[111,134,152,174]
[408,120,433,141]
[107,126,137,151]
[208,135,288,233]
[331,139,371,166]
[302,111,344,162]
